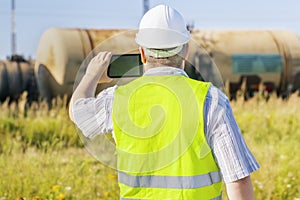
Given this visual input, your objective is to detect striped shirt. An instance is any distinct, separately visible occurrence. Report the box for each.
[72,66,259,183]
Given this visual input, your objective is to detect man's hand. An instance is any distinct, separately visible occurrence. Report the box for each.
[85,51,113,83]
[69,51,113,121]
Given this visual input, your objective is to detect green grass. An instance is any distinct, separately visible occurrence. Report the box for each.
[0,147,118,200]
[0,97,118,200]
[0,92,300,199]
[230,93,300,200]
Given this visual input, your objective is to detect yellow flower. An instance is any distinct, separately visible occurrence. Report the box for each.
[57,193,65,200]
[108,174,117,180]
[103,191,109,197]
[52,185,61,191]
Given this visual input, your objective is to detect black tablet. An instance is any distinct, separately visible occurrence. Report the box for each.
[107,54,143,78]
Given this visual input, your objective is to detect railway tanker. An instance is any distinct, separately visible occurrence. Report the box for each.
[0,55,37,103]
[1,28,300,103]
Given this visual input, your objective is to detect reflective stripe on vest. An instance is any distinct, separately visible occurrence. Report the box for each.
[121,196,222,200]
[118,171,221,189]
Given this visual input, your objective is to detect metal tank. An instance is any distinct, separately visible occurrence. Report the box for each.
[190,30,300,96]
[35,28,300,101]
[35,28,138,103]
[0,56,37,103]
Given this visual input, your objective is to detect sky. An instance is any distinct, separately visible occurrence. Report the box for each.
[0,0,300,59]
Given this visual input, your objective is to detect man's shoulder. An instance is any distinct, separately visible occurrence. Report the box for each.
[205,85,230,108]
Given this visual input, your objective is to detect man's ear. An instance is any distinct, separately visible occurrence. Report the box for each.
[181,44,189,70]
[184,43,189,60]
[139,47,147,64]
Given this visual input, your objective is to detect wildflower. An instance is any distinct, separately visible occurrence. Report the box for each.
[108,174,117,180]
[280,154,286,160]
[57,193,65,200]
[287,172,293,177]
[65,186,72,191]
[52,185,61,191]
[254,180,263,190]
[104,192,109,197]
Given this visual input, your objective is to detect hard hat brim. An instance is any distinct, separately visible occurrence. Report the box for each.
[135,28,190,49]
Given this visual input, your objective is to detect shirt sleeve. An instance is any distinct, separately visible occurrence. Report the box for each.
[72,85,117,138]
[204,86,260,183]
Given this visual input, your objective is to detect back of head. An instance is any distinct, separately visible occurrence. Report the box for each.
[136,4,190,61]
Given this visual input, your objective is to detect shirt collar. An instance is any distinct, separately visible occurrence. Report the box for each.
[143,66,189,77]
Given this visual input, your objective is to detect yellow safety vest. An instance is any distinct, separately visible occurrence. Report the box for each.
[112,75,222,200]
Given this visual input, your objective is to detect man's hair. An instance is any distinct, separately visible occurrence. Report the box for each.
[144,44,188,68]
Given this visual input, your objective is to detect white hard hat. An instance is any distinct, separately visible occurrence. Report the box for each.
[135,4,190,49]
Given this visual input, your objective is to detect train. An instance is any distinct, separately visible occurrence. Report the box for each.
[1,28,300,103]
[191,29,300,97]
[0,55,38,103]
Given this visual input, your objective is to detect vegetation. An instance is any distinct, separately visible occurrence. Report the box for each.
[0,91,300,200]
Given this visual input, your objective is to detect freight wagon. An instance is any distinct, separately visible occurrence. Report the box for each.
[34,28,300,101]
[1,28,300,103]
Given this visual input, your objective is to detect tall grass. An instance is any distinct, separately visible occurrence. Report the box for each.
[0,91,300,199]
[0,94,81,153]
[230,92,300,200]
[0,95,118,200]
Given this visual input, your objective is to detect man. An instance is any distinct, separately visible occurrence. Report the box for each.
[69,4,259,200]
